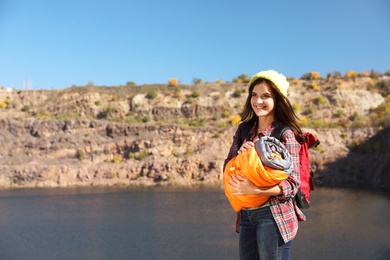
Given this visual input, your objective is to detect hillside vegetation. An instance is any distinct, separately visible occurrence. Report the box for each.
[0,71,389,189]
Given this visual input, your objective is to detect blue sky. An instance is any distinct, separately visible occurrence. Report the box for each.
[1,0,389,90]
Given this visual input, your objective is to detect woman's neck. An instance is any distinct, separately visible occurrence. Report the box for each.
[257,116,275,133]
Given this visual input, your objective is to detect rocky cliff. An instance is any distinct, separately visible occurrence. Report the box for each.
[0,76,389,189]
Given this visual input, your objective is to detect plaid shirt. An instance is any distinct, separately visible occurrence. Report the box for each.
[224,120,306,243]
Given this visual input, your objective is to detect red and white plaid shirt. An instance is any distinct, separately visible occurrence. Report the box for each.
[224,120,306,243]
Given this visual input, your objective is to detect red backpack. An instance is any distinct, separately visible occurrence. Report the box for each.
[239,122,320,208]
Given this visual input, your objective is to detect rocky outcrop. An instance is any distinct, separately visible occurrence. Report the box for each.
[0,117,231,188]
[0,116,387,189]
[0,77,388,189]
[318,127,390,189]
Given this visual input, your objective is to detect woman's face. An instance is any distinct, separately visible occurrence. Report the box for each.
[250,82,276,119]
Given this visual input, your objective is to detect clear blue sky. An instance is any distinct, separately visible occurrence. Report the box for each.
[1,0,389,90]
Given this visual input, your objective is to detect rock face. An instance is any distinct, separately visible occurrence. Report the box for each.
[318,127,390,189]
[0,77,388,189]
[0,117,230,187]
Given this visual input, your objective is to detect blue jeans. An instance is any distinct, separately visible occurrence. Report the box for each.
[239,207,292,260]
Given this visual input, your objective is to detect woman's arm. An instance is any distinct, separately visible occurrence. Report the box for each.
[228,174,282,196]
[227,129,299,198]
[276,129,300,200]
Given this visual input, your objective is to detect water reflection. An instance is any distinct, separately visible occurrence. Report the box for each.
[292,188,390,260]
[0,187,388,260]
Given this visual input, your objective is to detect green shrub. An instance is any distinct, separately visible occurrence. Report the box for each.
[335,110,345,118]
[113,155,121,163]
[76,149,85,161]
[56,113,80,120]
[192,78,203,85]
[213,114,221,121]
[35,111,52,119]
[126,81,136,87]
[146,90,158,99]
[302,119,328,128]
[188,118,206,127]
[4,99,11,108]
[369,70,380,79]
[233,74,250,83]
[350,112,359,121]
[173,87,182,99]
[375,80,390,97]
[134,115,143,123]
[218,122,228,127]
[191,91,200,98]
[232,90,242,98]
[309,82,321,91]
[142,116,150,123]
[348,138,387,154]
[186,148,194,155]
[369,96,390,127]
[349,115,370,128]
[128,152,135,159]
[21,105,31,112]
[222,111,230,118]
[292,103,300,113]
[128,151,149,160]
[314,95,326,105]
[136,150,149,160]
[303,107,314,115]
[213,133,221,138]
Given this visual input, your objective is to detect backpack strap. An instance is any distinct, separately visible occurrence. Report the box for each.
[241,122,290,147]
[238,121,255,148]
[271,124,290,141]
[272,124,313,144]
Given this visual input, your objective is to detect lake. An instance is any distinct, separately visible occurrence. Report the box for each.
[0,186,389,260]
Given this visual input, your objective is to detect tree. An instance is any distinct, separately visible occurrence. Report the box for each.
[192,78,203,85]
[331,71,342,78]
[168,78,179,86]
[370,70,380,79]
[233,74,250,83]
[312,72,321,79]
[345,71,359,78]
[301,72,321,80]
[126,81,136,87]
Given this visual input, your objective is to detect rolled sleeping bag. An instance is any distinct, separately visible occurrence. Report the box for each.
[223,136,293,212]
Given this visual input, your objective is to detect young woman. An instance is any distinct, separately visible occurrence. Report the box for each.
[224,70,306,260]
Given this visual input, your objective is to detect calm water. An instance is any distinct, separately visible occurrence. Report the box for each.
[0,186,389,260]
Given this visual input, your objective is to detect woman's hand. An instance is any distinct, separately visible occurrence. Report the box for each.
[238,141,255,154]
[228,174,259,195]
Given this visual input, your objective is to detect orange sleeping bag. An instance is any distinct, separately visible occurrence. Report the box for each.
[223,136,292,212]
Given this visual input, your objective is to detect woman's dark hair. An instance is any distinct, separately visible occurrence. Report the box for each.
[240,78,303,138]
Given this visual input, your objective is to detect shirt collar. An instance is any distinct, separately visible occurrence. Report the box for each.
[248,120,281,140]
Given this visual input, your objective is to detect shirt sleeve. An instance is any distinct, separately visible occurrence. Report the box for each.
[276,129,300,202]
